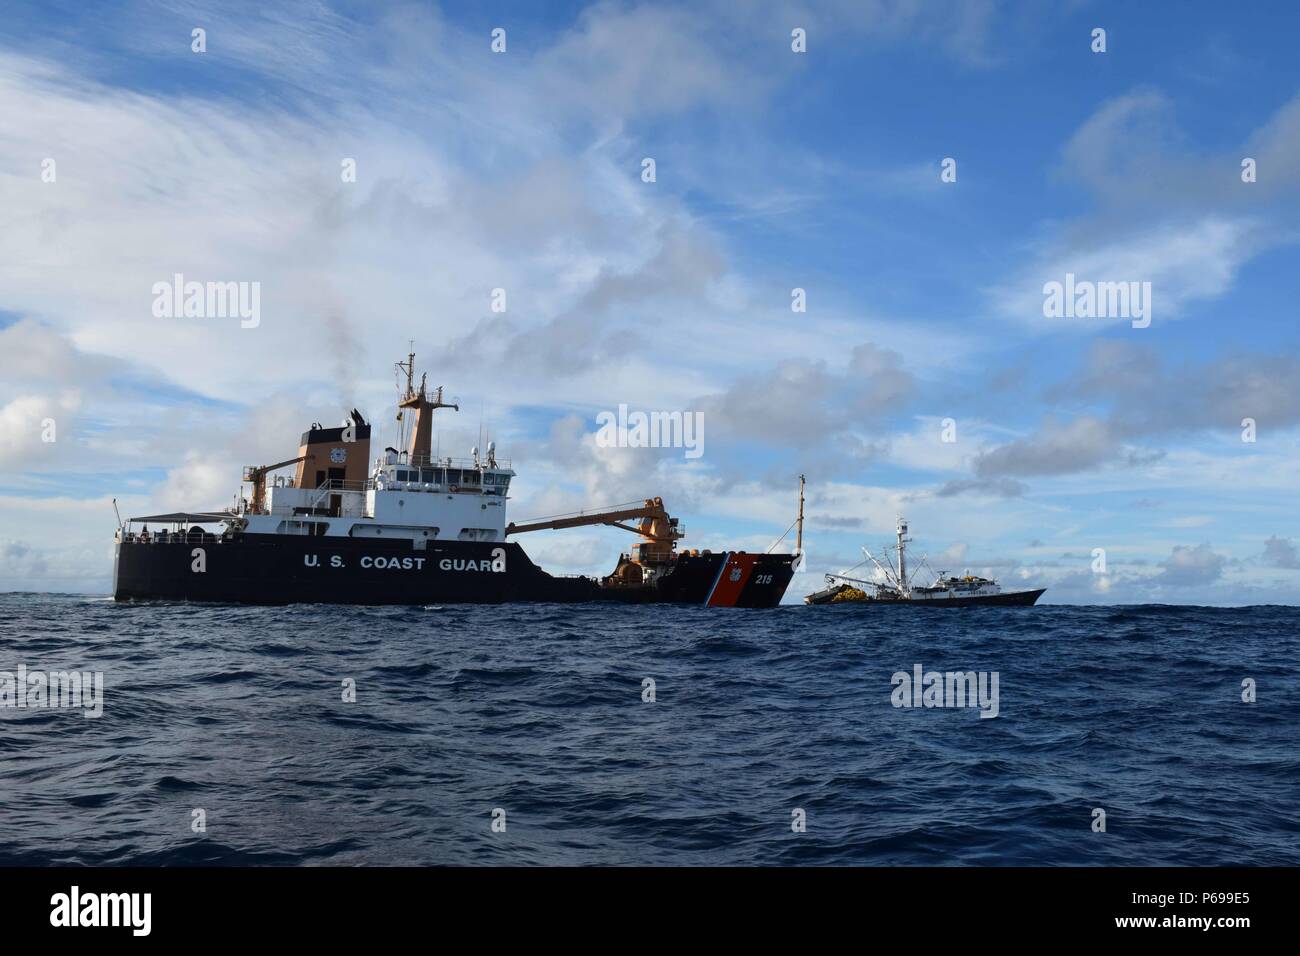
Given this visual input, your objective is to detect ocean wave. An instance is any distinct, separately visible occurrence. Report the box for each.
[0,596,1297,865]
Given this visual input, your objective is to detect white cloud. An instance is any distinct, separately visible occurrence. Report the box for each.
[991,215,1261,329]
[988,87,1300,331]
[1156,542,1226,587]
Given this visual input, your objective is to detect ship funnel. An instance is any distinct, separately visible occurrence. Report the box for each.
[292,415,372,490]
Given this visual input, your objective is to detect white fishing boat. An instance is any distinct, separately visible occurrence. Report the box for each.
[805,518,1045,607]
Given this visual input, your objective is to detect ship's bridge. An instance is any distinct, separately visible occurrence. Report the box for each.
[375,452,513,496]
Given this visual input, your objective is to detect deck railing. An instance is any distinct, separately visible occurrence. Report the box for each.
[118,529,230,544]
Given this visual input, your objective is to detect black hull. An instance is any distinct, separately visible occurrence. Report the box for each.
[805,585,1046,607]
[113,535,795,608]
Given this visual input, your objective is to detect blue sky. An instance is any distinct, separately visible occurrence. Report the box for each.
[1,0,1299,602]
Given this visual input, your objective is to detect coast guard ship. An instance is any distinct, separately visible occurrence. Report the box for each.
[113,352,797,607]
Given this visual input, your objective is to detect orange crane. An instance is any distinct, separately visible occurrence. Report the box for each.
[506,498,678,536]
[242,455,308,514]
[506,497,685,584]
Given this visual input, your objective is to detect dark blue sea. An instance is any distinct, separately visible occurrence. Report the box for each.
[1,594,1296,866]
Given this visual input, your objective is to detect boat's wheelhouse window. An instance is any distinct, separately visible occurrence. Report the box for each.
[460,471,481,485]
[421,467,437,483]
[447,469,463,485]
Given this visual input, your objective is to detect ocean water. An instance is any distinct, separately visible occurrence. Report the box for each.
[1,594,1296,866]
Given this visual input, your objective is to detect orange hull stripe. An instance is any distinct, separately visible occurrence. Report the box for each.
[706,553,758,606]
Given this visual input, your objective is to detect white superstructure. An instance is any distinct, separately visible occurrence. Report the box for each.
[239,448,515,544]
[215,349,520,545]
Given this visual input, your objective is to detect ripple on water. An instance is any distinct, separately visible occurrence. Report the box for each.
[0,595,1296,865]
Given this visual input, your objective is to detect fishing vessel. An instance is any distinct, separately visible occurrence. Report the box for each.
[804,518,1045,606]
[112,351,798,607]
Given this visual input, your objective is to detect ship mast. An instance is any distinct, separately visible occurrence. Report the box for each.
[395,345,458,464]
[397,345,416,399]
[795,474,805,559]
[896,517,911,596]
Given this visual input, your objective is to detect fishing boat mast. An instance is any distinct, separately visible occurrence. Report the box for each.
[896,517,911,597]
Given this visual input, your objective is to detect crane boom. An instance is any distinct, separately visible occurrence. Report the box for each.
[508,497,686,587]
[243,455,308,514]
[506,501,675,538]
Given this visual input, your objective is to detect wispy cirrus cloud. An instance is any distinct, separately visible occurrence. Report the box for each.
[988,88,1300,330]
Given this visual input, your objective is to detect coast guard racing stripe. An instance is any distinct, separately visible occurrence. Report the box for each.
[705,552,758,607]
